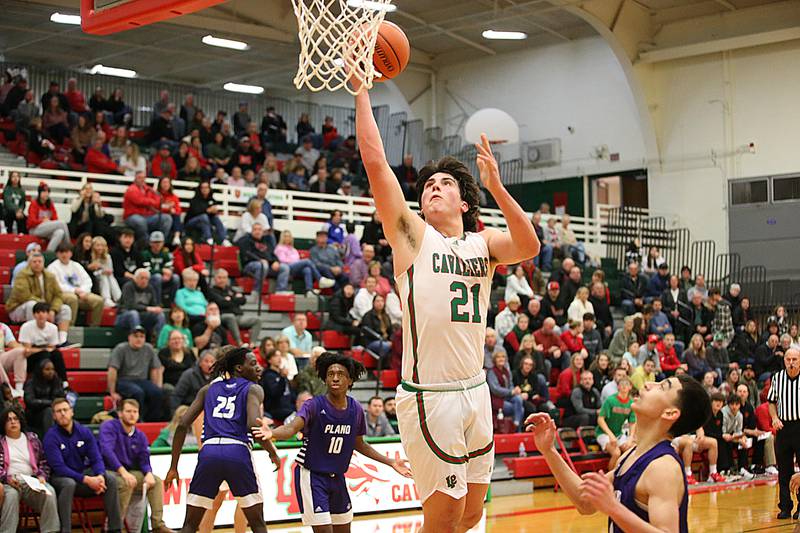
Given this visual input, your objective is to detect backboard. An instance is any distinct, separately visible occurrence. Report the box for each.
[80,0,227,35]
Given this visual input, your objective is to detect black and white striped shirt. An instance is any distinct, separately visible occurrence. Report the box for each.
[767,370,800,422]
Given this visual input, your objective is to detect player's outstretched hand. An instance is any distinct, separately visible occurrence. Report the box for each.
[391,458,413,478]
[525,413,556,451]
[163,468,178,490]
[252,417,273,441]
[580,471,616,515]
[475,133,501,191]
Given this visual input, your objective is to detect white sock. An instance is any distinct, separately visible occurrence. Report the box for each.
[709,464,717,474]
[685,466,692,476]
[59,331,68,344]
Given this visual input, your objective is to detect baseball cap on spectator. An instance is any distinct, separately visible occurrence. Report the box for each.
[713,332,725,342]
[239,136,250,143]
[547,281,560,291]
[658,263,669,270]
[302,135,313,144]
[150,231,164,242]
[159,142,171,151]
[341,181,352,189]
[129,325,146,335]
[648,334,659,344]
[507,294,521,305]
[26,242,41,254]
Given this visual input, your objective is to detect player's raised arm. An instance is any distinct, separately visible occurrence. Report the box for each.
[252,413,305,442]
[355,86,425,272]
[164,385,209,488]
[526,413,596,515]
[475,134,540,265]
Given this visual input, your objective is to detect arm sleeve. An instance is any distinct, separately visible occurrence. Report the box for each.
[138,434,153,474]
[87,432,105,476]
[98,425,122,471]
[767,379,778,403]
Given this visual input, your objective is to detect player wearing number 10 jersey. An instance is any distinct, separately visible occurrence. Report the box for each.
[253,352,411,530]
[165,347,280,533]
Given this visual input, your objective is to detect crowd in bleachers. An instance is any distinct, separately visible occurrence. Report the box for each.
[0,72,798,530]
[486,213,796,483]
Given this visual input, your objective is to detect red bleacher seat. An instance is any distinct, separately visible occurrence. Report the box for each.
[351,348,376,369]
[0,268,10,285]
[0,251,16,267]
[0,234,40,248]
[322,330,351,350]
[298,249,310,259]
[494,433,537,455]
[0,305,9,324]
[100,307,117,327]
[497,300,506,312]
[377,369,399,389]
[503,456,553,478]
[196,244,238,262]
[216,258,241,277]
[67,372,108,394]
[62,348,80,370]
[269,293,296,312]
[138,422,167,444]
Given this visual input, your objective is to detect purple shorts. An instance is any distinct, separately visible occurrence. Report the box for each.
[294,464,353,526]
[187,443,262,509]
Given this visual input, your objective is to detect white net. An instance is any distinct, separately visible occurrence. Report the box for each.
[292,0,393,95]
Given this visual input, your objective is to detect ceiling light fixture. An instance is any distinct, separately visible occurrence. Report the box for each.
[482,30,528,40]
[346,0,397,12]
[50,12,82,25]
[89,64,137,78]
[223,82,264,95]
[202,35,250,51]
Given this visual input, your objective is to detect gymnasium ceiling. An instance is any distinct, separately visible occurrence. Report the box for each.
[0,0,797,89]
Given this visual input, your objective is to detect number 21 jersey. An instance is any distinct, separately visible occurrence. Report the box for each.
[396,224,492,385]
[203,376,252,444]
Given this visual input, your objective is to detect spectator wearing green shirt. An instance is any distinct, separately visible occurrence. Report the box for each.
[141,231,179,307]
[596,377,636,469]
[156,305,194,350]
[174,268,208,326]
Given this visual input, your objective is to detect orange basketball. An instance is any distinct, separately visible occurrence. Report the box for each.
[373,21,410,80]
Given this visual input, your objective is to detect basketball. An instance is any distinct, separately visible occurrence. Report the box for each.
[373,21,410,80]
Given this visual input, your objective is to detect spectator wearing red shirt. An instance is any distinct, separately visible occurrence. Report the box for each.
[157,176,183,247]
[151,143,178,179]
[28,182,70,252]
[561,320,588,359]
[534,317,569,371]
[656,332,686,376]
[122,171,172,242]
[65,78,88,114]
[556,352,585,402]
[93,109,113,140]
[172,237,209,293]
[85,133,120,175]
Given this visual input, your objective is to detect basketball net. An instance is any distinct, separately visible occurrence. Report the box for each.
[292,0,393,95]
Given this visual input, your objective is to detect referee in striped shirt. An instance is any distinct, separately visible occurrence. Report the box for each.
[768,348,800,519]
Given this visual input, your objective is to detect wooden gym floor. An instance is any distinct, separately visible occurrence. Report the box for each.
[261,480,799,532]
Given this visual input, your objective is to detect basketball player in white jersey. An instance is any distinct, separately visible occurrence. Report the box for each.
[354,79,540,532]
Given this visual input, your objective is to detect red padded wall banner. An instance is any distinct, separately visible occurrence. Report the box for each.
[81,0,228,35]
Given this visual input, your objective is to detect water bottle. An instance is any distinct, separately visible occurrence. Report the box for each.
[518,442,527,457]
[497,409,504,421]
[622,420,630,438]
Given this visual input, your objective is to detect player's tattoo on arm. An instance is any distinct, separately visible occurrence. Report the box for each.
[397,215,417,249]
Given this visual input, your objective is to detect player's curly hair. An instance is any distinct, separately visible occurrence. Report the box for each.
[316,352,366,389]
[211,346,249,378]
[416,156,481,233]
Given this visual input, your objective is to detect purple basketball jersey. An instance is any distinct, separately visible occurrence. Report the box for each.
[296,395,366,475]
[202,377,253,443]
